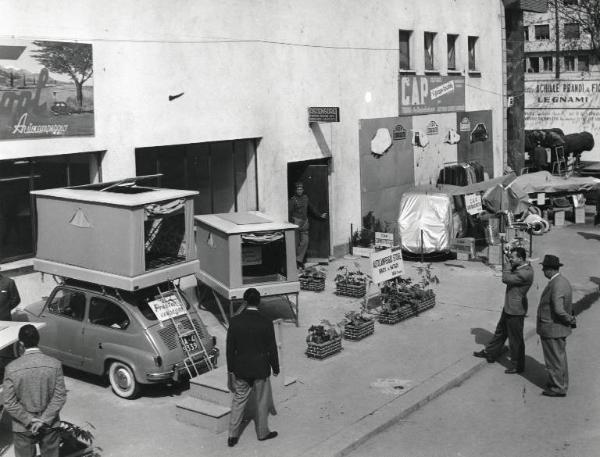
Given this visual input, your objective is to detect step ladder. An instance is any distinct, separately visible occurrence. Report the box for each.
[157,282,214,379]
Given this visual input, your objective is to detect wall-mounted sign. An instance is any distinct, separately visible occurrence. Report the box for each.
[525,80,600,110]
[459,116,471,132]
[0,39,94,140]
[371,246,404,284]
[308,107,340,123]
[426,121,439,135]
[393,124,407,140]
[399,75,465,115]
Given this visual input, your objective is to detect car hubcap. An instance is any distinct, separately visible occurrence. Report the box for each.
[116,368,131,391]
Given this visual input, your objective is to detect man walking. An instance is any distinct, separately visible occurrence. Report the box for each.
[537,254,575,397]
[3,324,67,457]
[0,269,21,321]
[474,247,533,373]
[226,288,279,447]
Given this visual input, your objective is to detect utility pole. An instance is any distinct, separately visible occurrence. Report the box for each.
[555,0,561,79]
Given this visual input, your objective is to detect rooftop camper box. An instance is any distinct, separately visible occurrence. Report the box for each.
[32,180,199,291]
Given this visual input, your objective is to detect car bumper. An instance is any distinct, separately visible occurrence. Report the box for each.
[145,348,219,383]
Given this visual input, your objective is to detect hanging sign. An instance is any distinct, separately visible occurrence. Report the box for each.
[371,246,404,284]
[465,193,483,215]
[148,292,186,321]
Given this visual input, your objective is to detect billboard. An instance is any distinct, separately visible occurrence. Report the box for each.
[0,39,94,140]
[399,75,465,115]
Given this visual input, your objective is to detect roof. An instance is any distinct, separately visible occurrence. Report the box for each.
[31,187,198,207]
[194,211,297,234]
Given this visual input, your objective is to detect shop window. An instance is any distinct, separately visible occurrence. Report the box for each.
[399,30,412,70]
[241,233,287,284]
[468,36,478,71]
[89,297,130,330]
[424,32,436,71]
[564,55,576,71]
[528,57,540,73]
[535,25,550,40]
[578,55,590,72]
[542,56,553,72]
[47,289,86,321]
[564,23,580,40]
[447,34,458,70]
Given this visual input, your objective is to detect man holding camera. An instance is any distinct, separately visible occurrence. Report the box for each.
[474,247,533,373]
[537,254,576,397]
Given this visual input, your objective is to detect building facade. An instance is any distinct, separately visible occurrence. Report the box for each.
[1,0,510,263]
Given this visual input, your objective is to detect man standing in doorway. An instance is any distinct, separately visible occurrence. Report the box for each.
[474,247,533,373]
[0,269,21,321]
[537,254,575,397]
[288,181,327,269]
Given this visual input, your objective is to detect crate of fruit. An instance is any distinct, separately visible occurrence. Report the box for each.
[343,318,375,340]
[306,320,343,359]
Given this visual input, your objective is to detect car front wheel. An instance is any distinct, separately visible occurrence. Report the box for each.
[108,361,140,399]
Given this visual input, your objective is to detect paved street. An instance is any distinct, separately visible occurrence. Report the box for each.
[351,282,600,457]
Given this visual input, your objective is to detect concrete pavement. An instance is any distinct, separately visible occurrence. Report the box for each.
[1,219,599,457]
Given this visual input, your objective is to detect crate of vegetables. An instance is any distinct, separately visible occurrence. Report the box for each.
[343,312,375,341]
[377,306,414,325]
[334,265,370,298]
[306,321,343,360]
[299,266,326,292]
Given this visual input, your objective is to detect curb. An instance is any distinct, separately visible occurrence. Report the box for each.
[302,325,539,457]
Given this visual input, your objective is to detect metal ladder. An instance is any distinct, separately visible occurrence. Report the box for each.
[157,282,214,379]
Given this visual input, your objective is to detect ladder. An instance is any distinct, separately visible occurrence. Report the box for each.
[157,282,214,379]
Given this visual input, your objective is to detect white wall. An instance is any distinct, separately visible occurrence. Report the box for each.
[2,0,505,255]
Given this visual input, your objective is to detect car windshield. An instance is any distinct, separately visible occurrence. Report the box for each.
[123,283,191,322]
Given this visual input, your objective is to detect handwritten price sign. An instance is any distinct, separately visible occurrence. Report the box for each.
[148,292,187,321]
[465,193,483,215]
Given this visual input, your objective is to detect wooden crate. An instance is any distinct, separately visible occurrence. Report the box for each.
[299,277,325,292]
[378,307,414,324]
[335,283,367,298]
[306,337,343,360]
[343,319,375,341]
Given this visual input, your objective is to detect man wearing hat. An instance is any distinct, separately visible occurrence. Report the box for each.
[537,254,576,397]
[288,181,327,269]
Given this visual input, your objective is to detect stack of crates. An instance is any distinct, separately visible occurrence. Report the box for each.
[451,237,476,261]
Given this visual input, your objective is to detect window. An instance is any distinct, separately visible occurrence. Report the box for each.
[524,27,529,41]
[564,55,576,71]
[399,30,412,70]
[564,23,580,39]
[47,289,86,321]
[542,56,553,72]
[528,57,540,73]
[89,297,130,330]
[578,55,590,72]
[535,25,550,40]
[424,32,436,71]
[468,36,478,71]
[447,34,458,70]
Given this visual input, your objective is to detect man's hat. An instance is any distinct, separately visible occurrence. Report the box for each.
[540,254,563,269]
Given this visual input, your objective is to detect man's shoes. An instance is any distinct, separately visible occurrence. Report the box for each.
[258,431,278,441]
[542,390,566,397]
[473,350,495,363]
[227,437,239,447]
[504,367,524,374]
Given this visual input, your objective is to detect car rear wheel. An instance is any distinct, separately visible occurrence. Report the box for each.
[108,361,140,399]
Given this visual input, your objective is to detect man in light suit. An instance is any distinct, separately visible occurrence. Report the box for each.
[474,247,533,373]
[3,324,67,457]
[226,288,279,447]
[537,254,576,397]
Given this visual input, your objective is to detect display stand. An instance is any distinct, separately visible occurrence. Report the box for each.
[194,212,300,327]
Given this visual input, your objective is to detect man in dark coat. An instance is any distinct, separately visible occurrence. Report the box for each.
[474,247,534,373]
[537,254,575,397]
[226,288,279,447]
[3,324,67,457]
[0,271,21,321]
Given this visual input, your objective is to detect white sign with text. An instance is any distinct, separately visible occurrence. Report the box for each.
[371,246,404,284]
[148,292,187,321]
[465,193,483,215]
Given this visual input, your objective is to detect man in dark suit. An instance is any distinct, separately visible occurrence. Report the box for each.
[3,324,67,457]
[474,247,533,373]
[537,254,575,397]
[0,271,21,321]
[226,288,279,447]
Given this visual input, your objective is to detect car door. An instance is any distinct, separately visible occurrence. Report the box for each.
[39,287,86,368]
[81,294,145,376]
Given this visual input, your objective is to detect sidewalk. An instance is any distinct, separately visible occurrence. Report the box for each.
[4,221,600,457]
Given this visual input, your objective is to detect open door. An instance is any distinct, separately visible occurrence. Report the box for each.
[288,160,330,262]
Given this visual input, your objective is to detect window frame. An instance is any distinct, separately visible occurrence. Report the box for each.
[447,34,459,71]
[424,32,437,71]
[534,24,550,40]
[46,287,87,322]
[563,23,580,40]
[542,56,553,72]
[564,55,576,71]
[468,36,479,72]
[88,295,131,331]
[399,29,413,71]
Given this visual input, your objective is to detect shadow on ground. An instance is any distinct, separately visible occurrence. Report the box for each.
[576,231,600,242]
[470,328,493,346]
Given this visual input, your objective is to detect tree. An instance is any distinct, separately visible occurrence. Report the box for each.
[554,0,600,61]
[31,41,93,110]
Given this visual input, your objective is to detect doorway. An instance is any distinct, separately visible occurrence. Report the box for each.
[287,159,331,261]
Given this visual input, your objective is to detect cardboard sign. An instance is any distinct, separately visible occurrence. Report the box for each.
[374,232,394,249]
[465,193,483,215]
[537,192,546,205]
[371,246,404,284]
[148,292,186,321]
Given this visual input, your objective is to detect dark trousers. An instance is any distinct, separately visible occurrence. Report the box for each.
[485,311,525,370]
[13,428,60,457]
[541,336,568,394]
